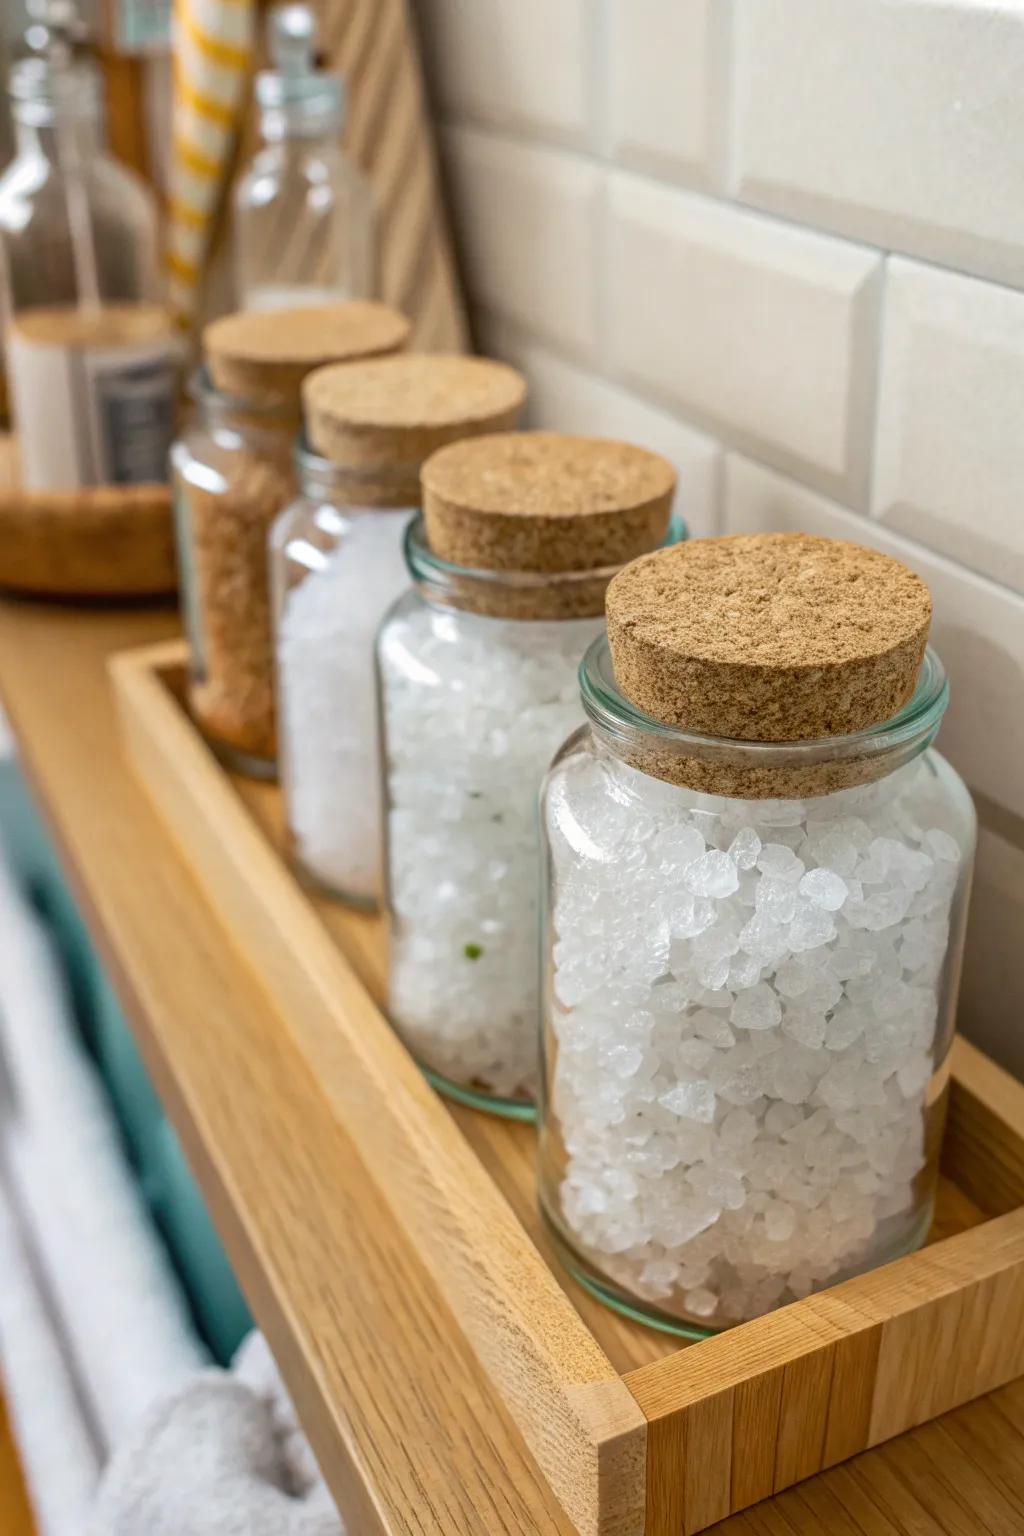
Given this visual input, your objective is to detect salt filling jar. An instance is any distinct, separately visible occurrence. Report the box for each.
[171,301,408,776]
[377,432,679,1117]
[272,353,527,904]
[538,533,975,1334]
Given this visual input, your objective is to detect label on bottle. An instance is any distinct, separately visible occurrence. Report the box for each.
[7,304,180,492]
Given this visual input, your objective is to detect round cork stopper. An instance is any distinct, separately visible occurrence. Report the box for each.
[203,301,410,408]
[421,431,676,574]
[303,353,527,468]
[606,533,932,742]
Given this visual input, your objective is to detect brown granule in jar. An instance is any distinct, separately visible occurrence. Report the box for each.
[186,449,293,764]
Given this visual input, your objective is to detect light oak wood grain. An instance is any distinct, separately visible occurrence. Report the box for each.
[111,640,646,1536]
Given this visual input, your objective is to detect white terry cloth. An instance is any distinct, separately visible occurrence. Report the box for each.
[0,1173,101,1536]
[89,1335,344,1536]
[0,857,207,1452]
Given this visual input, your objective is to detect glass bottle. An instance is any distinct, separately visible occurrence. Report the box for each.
[0,0,176,490]
[273,351,526,905]
[538,540,976,1336]
[376,431,681,1119]
[233,3,374,313]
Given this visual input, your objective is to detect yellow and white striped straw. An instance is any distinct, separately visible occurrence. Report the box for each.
[167,0,255,327]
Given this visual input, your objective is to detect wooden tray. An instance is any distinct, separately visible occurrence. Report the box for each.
[110,638,1024,1536]
[0,433,177,597]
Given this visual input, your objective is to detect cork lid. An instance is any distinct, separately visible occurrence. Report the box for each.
[606,533,932,743]
[421,431,676,574]
[303,353,527,467]
[202,301,410,408]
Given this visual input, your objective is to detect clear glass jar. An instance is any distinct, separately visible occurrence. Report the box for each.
[233,4,374,313]
[271,443,417,904]
[539,636,975,1335]
[377,515,687,1119]
[171,373,296,777]
[0,4,176,490]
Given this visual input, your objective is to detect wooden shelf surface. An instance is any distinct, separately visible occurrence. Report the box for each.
[1,596,1024,1536]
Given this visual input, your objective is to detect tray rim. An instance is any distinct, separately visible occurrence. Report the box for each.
[110,637,1024,1536]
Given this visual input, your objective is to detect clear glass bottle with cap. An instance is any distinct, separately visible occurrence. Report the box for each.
[0,0,176,490]
[537,534,976,1335]
[171,301,408,777]
[376,432,681,1119]
[272,353,526,906]
[233,3,375,312]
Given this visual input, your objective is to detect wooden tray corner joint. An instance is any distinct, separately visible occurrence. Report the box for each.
[110,639,1024,1536]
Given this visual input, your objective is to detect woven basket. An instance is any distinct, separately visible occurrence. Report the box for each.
[0,434,178,597]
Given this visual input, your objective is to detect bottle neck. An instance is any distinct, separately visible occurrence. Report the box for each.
[258,112,341,149]
[14,110,102,164]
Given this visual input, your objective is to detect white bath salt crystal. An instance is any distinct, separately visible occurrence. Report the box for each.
[738,912,789,967]
[720,1107,759,1146]
[926,827,961,864]
[728,827,762,870]
[658,825,707,867]
[727,950,764,991]
[684,1287,718,1319]
[782,1006,826,1050]
[798,867,848,911]
[824,1006,867,1051]
[279,510,411,901]
[764,1201,796,1242]
[670,891,718,940]
[757,843,805,882]
[659,1080,716,1122]
[755,877,798,925]
[677,1038,717,1071]
[686,849,740,899]
[731,984,782,1032]
[897,1052,933,1098]
[787,904,837,952]
[692,1010,736,1048]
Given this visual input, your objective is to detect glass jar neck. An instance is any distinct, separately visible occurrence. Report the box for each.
[580,634,949,802]
[191,368,298,446]
[295,439,420,510]
[404,512,689,623]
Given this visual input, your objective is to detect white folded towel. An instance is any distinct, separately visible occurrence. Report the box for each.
[0,1173,100,1536]
[0,857,206,1452]
[88,1335,343,1536]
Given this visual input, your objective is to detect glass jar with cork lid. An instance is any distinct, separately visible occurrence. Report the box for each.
[538,533,975,1334]
[271,353,527,906]
[377,432,681,1118]
[170,301,409,776]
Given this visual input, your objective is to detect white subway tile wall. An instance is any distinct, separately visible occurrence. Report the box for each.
[412,0,1024,1076]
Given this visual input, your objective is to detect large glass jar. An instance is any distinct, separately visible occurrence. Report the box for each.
[539,620,975,1335]
[287,353,528,903]
[272,444,417,903]
[0,4,176,490]
[171,372,296,777]
[377,430,681,1118]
